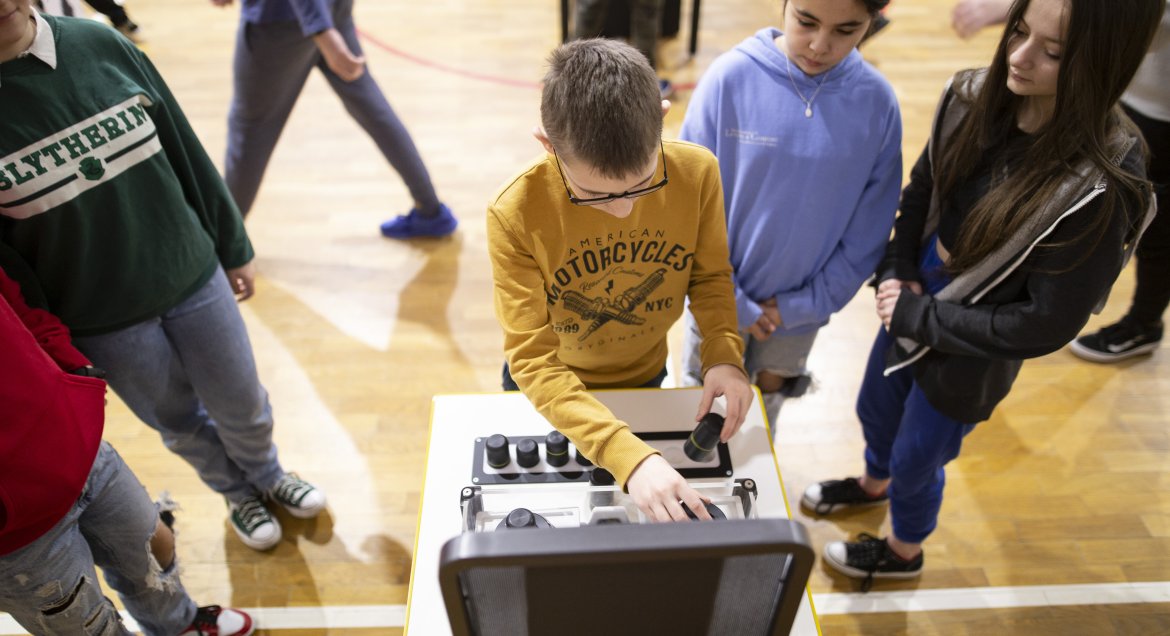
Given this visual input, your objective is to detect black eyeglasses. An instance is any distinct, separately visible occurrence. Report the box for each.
[553,142,668,206]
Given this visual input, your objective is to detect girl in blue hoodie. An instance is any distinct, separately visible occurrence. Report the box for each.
[679,0,901,423]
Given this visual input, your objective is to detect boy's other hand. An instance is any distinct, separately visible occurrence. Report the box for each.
[209,0,233,6]
[626,455,712,522]
[313,28,366,82]
[225,261,256,302]
[698,364,752,442]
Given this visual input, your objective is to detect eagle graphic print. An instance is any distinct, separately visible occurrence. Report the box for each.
[544,229,695,343]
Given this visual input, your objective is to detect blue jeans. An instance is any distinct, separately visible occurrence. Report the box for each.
[0,442,196,636]
[73,267,283,503]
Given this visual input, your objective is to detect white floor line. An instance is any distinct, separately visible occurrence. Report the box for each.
[0,605,407,634]
[813,581,1170,615]
[3,581,1170,633]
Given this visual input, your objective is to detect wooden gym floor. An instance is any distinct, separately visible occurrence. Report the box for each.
[3,0,1168,634]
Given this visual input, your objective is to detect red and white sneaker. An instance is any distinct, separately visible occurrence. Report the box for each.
[179,605,254,636]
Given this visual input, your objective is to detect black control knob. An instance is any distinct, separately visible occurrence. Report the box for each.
[590,467,615,486]
[575,449,593,467]
[485,434,510,469]
[499,508,552,530]
[684,413,724,462]
[545,431,569,467]
[516,438,540,468]
[682,501,727,521]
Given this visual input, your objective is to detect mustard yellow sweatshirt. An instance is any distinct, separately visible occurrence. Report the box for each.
[487,140,746,486]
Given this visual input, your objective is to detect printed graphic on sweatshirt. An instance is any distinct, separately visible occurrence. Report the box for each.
[724,128,779,148]
[546,229,694,342]
[0,95,161,219]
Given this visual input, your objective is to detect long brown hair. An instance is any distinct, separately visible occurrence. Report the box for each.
[937,0,1164,274]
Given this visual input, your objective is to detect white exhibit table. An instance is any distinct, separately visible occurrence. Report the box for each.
[405,387,820,634]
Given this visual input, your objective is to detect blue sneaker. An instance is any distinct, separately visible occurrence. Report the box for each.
[379,204,458,239]
[658,78,675,99]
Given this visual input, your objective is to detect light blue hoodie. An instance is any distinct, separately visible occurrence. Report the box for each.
[680,27,902,334]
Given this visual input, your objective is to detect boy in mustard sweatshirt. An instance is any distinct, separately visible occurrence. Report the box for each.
[487,39,753,523]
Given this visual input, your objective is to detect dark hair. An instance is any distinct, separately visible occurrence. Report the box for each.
[783,0,890,38]
[783,0,890,14]
[938,0,1164,274]
[540,39,662,178]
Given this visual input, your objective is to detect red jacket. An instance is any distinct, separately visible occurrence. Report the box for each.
[0,270,105,556]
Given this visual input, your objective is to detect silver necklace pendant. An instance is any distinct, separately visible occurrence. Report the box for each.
[785,52,830,121]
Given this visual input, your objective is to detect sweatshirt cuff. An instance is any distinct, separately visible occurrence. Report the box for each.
[735,289,761,331]
[889,288,928,339]
[700,334,747,377]
[595,428,659,487]
[220,240,256,272]
[774,290,816,330]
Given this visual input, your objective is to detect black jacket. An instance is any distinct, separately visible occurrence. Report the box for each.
[878,69,1152,423]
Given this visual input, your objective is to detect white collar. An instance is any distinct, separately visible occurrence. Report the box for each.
[23,11,59,68]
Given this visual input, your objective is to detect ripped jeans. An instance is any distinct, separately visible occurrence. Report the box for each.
[0,442,196,635]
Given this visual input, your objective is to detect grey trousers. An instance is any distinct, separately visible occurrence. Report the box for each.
[224,0,439,217]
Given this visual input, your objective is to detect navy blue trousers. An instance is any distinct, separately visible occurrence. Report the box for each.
[856,327,977,543]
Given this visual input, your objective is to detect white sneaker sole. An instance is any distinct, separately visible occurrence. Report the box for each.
[279,500,326,519]
[1069,339,1159,363]
[231,516,282,551]
[823,542,922,580]
[274,489,327,519]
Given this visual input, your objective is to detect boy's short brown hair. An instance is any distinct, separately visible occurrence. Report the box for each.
[540,39,662,179]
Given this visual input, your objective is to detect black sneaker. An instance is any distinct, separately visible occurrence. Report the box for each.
[824,533,923,592]
[1070,317,1163,363]
[801,477,888,515]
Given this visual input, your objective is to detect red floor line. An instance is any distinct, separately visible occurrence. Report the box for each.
[356,28,542,90]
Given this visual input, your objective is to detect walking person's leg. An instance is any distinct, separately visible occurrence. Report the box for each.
[316,0,454,238]
[223,19,321,217]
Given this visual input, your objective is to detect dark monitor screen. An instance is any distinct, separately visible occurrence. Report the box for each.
[439,518,814,636]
